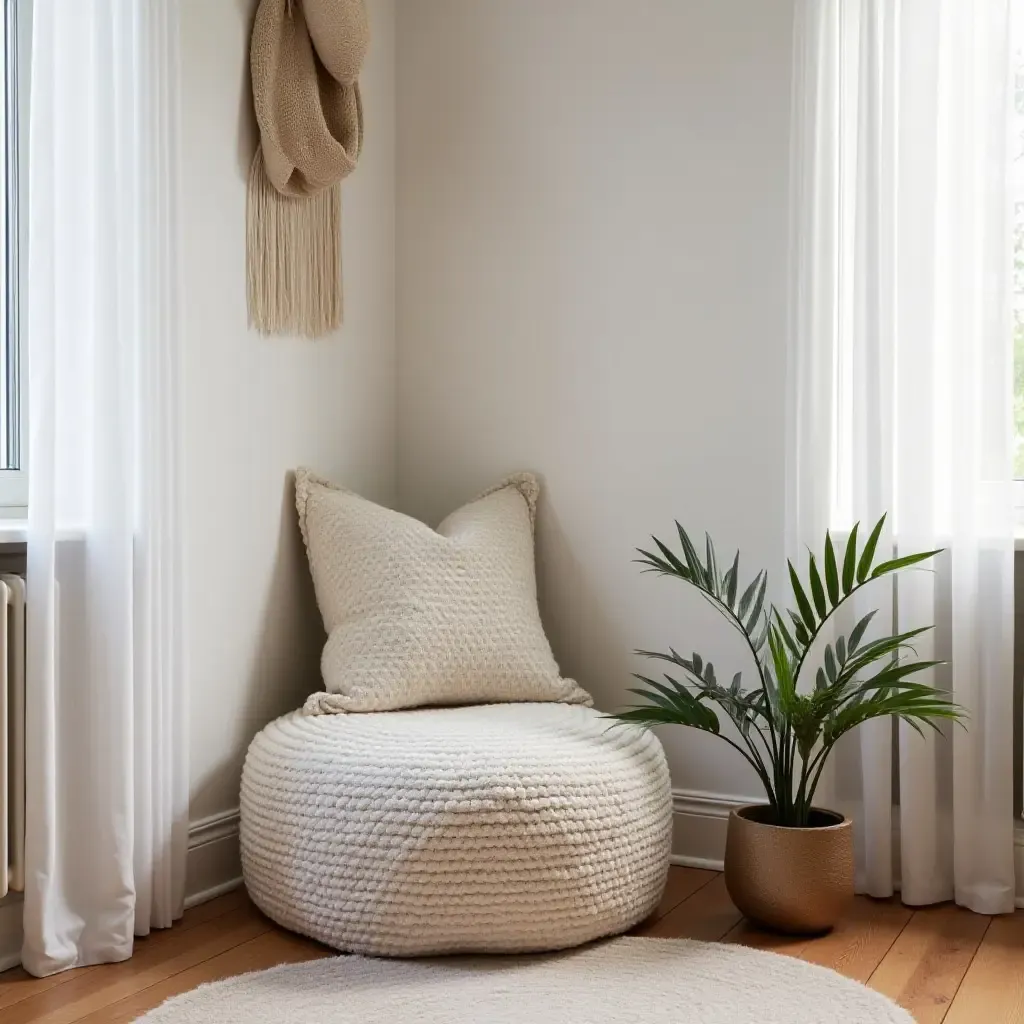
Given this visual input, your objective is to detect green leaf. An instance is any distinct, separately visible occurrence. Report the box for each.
[842,522,860,594]
[816,667,828,691]
[730,672,743,694]
[789,560,817,632]
[825,645,837,683]
[840,662,944,706]
[824,532,840,606]
[768,627,797,706]
[705,534,720,597]
[794,619,811,648]
[652,538,689,579]
[838,627,933,684]
[623,674,722,734]
[692,652,704,677]
[750,615,771,654]
[737,572,761,620]
[871,549,942,578]
[675,523,707,588]
[635,549,675,574]
[848,610,878,652]
[774,610,801,658]
[628,674,685,706]
[787,609,810,647]
[857,514,887,584]
[636,648,687,670]
[745,572,767,634]
[610,706,719,733]
[723,551,739,608]
[826,684,962,745]
[836,635,847,665]
[808,555,828,619]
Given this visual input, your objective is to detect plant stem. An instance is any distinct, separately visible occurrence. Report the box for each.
[718,735,778,812]
[801,745,833,817]
[794,753,811,826]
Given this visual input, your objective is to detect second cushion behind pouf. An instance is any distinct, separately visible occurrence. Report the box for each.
[295,469,590,712]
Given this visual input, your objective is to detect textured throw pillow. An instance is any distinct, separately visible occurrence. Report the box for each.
[295,469,591,713]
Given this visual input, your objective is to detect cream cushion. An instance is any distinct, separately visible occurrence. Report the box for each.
[295,469,590,712]
[240,703,673,955]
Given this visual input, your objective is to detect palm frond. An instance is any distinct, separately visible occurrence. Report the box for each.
[619,519,954,828]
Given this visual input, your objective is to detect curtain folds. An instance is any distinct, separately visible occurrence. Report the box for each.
[787,0,1016,915]
[22,0,187,976]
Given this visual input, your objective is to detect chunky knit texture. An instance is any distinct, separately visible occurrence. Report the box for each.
[295,469,591,712]
[240,703,672,956]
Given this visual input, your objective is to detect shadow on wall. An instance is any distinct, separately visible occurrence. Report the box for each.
[534,485,630,712]
[237,0,259,181]
[190,471,325,816]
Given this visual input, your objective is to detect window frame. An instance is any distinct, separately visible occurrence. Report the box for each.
[0,0,27,517]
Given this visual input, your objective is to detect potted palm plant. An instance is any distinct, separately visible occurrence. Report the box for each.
[613,516,963,934]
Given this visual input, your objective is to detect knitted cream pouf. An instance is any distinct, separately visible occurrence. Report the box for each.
[239,703,672,956]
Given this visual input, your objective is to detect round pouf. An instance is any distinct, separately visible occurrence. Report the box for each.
[240,703,672,956]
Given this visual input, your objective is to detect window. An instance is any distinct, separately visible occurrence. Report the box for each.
[1016,19,1024,481]
[0,0,25,514]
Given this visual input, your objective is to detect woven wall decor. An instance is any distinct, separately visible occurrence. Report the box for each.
[247,0,369,338]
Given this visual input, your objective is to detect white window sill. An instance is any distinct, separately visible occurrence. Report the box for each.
[0,521,87,545]
[0,521,91,545]
[0,518,26,544]
[1,520,1022,550]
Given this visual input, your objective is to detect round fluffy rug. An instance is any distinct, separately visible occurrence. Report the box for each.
[136,937,911,1023]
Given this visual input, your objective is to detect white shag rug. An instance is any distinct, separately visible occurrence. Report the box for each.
[136,937,912,1023]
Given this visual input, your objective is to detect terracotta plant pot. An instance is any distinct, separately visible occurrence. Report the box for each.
[724,804,854,934]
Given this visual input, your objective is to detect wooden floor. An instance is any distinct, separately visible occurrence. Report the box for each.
[1,867,1022,1022]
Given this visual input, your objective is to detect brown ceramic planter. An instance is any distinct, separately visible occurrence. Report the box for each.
[724,804,854,934]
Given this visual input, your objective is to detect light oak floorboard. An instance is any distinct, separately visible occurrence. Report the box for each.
[2,870,1021,1023]
[867,904,990,1024]
[794,896,913,983]
[0,889,251,1014]
[943,912,1024,1024]
[1,905,271,1024]
[632,874,743,941]
[84,930,332,1024]
[646,866,717,923]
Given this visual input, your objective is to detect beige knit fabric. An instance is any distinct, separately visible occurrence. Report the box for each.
[295,469,591,712]
[247,0,368,337]
[240,703,672,956]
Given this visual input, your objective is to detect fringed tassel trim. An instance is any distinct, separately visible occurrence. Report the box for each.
[246,147,342,339]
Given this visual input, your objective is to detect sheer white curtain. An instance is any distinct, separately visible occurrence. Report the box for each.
[787,0,1017,914]
[22,0,188,975]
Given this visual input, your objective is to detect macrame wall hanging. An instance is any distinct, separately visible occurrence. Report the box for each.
[247,0,369,338]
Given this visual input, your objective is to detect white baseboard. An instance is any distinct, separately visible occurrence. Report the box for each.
[670,787,1024,908]
[0,807,244,974]
[670,788,752,872]
[184,807,242,910]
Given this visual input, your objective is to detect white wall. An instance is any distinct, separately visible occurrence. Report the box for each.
[179,0,396,892]
[396,0,795,823]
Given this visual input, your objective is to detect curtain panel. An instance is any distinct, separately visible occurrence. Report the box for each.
[22,0,187,975]
[787,0,1016,914]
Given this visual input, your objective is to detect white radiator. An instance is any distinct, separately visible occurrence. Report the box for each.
[0,573,24,899]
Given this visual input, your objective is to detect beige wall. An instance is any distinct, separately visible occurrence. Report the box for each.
[180,0,396,828]
[396,0,796,805]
